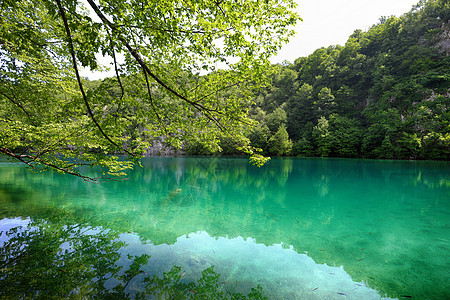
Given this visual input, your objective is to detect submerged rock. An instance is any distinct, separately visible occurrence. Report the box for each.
[188,254,207,267]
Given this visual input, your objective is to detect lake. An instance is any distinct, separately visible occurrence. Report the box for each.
[0,157,449,299]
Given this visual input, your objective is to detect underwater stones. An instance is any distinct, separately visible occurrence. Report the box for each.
[188,254,207,267]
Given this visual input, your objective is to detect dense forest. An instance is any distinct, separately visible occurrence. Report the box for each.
[1,0,448,181]
[184,0,450,160]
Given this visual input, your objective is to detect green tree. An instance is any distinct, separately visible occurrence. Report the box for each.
[260,64,299,112]
[312,116,331,157]
[314,87,336,118]
[0,0,299,180]
[286,83,314,140]
[292,137,315,157]
[242,0,450,160]
[361,108,403,158]
[248,124,271,153]
[396,132,422,159]
[266,105,288,133]
[267,124,293,156]
[327,114,362,157]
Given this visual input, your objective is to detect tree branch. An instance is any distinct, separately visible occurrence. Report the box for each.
[0,91,32,120]
[85,0,225,118]
[55,0,136,157]
[0,147,100,182]
[142,68,168,136]
[0,147,35,169]
[108,31,124,103]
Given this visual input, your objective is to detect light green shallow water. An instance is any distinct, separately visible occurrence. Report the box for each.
[0,157,449,299]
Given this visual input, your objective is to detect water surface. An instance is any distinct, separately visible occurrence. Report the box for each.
[0,157,449,299]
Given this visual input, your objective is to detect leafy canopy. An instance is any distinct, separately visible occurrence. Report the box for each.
[0,0,300,181]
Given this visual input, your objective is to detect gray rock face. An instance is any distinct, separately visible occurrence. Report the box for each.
[435,22,450,56]
[144,138,185,156]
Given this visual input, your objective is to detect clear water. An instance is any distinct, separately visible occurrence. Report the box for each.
[0,157,449,299]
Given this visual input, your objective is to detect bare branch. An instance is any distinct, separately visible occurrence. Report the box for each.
[34,159,99,182]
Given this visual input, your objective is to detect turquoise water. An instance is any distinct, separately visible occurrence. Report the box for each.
[0,157,449,299]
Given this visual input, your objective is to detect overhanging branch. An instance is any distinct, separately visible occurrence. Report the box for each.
[55,0,136,157]
[0,147,99,182]
[0,91,33,120]
[85,0,227,125]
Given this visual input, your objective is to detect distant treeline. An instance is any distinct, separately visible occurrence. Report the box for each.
[187,0,449,160]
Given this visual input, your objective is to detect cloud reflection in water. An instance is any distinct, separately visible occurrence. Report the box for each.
[121,230,394,299]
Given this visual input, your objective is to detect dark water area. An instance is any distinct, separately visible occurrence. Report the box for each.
[1,157,449,299]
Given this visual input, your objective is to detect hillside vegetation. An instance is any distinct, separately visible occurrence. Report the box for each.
[2,0,447,182]
[190,0,449,160]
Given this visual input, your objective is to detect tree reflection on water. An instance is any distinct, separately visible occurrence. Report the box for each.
[0,210,264,299]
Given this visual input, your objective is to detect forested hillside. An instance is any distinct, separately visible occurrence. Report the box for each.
[199,0,449,160]
[2,0,447,181]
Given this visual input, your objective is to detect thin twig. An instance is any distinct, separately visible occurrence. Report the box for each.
[55,0,135,157]
[0,91,32,120]
[108,30,124,103]
[0,147,100,182]
[85,0,223,117]
[142,68,168,136]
